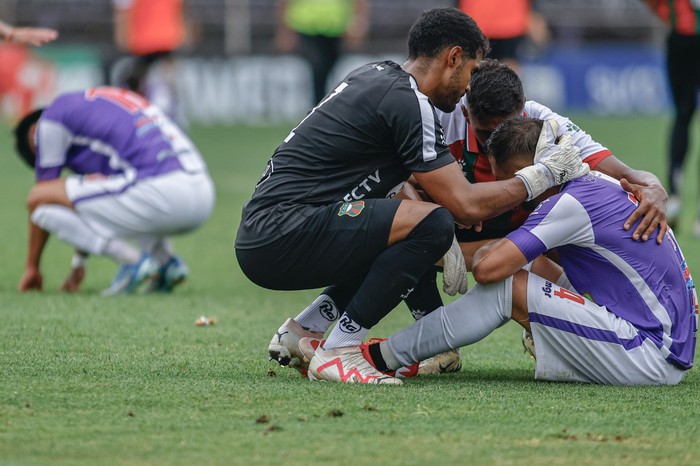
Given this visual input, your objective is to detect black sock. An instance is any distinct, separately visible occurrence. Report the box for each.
[404,266,443,320]
[367,341,391,372]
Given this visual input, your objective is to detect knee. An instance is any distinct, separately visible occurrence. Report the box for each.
[30,205,55,229]
[30,204,74,233]
[425,207,456,253]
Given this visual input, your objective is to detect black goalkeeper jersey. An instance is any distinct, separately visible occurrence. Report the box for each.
[236,60,455,248]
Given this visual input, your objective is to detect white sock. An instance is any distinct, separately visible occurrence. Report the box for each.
[71,251,88,269]
[294,294,339,333]
[323,312,369,349]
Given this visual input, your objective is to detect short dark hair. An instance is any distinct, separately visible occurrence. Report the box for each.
[467,59,525,122]
[487,116,543,167]
[407,7,489,61]
[13,108,44,168]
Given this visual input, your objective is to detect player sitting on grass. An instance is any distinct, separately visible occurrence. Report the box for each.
[13,87,215,295]
[302,116,697,385]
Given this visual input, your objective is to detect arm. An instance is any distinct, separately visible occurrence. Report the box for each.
[595,156,668,243]
[414,123,587,226]
[18,221,49,292]
[0,19,57,46]
[413,161,528,227]
[472,238,528,283]
[19,180,73,291]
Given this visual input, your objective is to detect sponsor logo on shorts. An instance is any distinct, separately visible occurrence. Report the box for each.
[338,315,361,334]
[338,200,365,217]
[541,280,553,298]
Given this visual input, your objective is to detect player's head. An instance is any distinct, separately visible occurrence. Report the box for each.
[408,8,489,62]
[487,116,542,181]
[466,59,526,148]
[13,108,44,168]
[407,8,489,112]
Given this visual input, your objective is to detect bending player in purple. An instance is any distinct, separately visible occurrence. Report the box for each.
[314,116,697,385]
[13,87,215,295]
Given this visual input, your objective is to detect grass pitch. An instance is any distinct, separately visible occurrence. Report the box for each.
[1,117,699,466]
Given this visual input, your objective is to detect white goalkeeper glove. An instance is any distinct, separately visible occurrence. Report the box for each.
[515,119,590,201]
[442,235,468,296]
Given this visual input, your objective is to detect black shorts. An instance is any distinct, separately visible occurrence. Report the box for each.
[236,199,401,290]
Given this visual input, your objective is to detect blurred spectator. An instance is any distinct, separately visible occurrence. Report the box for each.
[275,0,369,106]
[457,0,549,74]
[112,0,194,127]
[644,0,700,233]
[0,19,57,47]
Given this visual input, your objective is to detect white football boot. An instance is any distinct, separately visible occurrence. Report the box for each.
[417,348,463,375]
[522,329,536,359]
[300,337,420,379]
[306,342,403,385]
[268,318,323,376]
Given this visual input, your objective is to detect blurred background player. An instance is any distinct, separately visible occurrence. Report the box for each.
[112,0,195,128]
[0,18,58,46]
[323,117,696,386]
[275,0,369,106]
[457,0,549,74]
[14,87,215,295]
[644,0,700,233]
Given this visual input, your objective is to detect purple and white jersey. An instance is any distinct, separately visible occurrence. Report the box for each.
[34,87,205,182]
[507,172,698,370]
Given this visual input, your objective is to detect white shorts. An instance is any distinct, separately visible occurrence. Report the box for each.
[526,273,686,385]
[65,170,215,240]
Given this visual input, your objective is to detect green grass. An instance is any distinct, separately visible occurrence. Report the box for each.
[1,116,699,465]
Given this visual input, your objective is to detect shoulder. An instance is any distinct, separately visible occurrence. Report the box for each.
[523,100,555,120]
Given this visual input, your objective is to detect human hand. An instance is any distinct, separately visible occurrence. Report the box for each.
[19,266,43,292]
[620,178,669,244]
[516,119,589,200]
